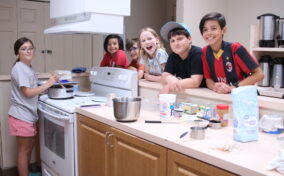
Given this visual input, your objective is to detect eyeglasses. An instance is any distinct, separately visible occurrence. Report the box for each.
[127,47,139,52]
[19,47,34,53]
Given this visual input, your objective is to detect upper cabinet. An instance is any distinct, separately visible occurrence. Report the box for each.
[0,0,92,74]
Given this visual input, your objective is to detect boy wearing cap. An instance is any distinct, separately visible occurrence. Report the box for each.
[160,21,205,94]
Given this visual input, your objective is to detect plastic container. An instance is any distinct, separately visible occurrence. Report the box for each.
[159,94,176,118]
[216,104,229,127]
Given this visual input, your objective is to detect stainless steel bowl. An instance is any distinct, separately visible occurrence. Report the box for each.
[113,97,141,122]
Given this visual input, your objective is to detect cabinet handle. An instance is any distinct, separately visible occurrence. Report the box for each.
[41,50,46,54]
[105,132,110,145]
[46,50,52,54]
[108,134,114,148]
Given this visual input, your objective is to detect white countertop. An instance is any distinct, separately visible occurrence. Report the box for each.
[76,105,283,176]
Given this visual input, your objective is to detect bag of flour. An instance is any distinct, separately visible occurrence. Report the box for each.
[232,85,259,142]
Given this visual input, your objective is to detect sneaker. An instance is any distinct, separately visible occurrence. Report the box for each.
[29,172,42,176]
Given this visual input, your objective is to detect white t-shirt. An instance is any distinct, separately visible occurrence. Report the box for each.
[139,48,168,76]
[8,61,39,123]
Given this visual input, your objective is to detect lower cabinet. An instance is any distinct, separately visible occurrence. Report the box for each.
[77,114,167,176]
[77,114,238,176]
[167,150,238,176]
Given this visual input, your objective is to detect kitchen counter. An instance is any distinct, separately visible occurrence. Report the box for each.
[139,79,284,116]
[76,106,282,176]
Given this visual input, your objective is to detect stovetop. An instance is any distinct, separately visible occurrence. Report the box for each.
[39,94,107,113]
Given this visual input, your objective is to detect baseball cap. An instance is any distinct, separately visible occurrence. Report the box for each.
[160,21,191,41]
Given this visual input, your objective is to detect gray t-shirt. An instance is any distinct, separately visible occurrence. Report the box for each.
[8,61,39,123]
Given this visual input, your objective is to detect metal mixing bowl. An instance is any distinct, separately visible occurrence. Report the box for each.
[113,97,141,122]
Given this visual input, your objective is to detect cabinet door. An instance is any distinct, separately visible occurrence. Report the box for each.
[167,150,238,176]
[44,8,92,71]
[0,0,17,74]
[17,0,46,72]
[77,114,111,176]
[110,127,167,176]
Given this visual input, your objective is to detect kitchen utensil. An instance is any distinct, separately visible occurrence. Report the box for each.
[179,125,209,139]
[190,126,208,139]
[257,13,279,47]
[145,120,181,123]
[113,97,141,122]
[48,84,74,99]
[173,108,183,118]
[258,55,271,87]
[209,120,222,129]
[58,82,66,89]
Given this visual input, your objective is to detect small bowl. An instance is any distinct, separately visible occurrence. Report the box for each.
[113,97,141,122]
[209,120,222,129]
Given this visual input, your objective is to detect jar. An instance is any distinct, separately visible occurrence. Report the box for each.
[216,104,229,127]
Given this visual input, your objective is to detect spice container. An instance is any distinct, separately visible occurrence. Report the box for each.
[216,104,229,127]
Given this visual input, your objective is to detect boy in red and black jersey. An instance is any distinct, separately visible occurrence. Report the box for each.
[199,12,264,94]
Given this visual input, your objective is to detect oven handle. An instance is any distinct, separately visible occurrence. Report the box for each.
[39,106,72,123]
[43,168,52,176]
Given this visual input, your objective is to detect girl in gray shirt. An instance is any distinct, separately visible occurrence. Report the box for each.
[8,37,58,176]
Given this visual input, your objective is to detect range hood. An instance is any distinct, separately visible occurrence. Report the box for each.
[44,0,130,34]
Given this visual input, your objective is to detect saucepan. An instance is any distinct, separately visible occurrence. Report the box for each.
[180,125,209,140]
[48,84,74,99]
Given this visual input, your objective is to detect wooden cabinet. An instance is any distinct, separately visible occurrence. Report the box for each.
[0,0,92,74]
[77,114,111,176]
[77,114,167,176]
[77,114,240,176]
[110,127,167,176]
[167,150,238,176]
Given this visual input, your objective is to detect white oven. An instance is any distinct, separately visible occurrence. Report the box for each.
[38,67,137,176]
[39,101,75,176]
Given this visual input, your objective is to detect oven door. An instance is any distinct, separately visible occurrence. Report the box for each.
[39,104,75,176]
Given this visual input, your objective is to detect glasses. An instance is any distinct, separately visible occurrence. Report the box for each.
[127,47,139,52]
[19,47,34,53]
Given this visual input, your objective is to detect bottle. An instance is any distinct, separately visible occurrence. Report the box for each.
[216,104,229,127]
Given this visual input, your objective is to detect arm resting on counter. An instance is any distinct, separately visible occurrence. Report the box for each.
[160,72,203,93]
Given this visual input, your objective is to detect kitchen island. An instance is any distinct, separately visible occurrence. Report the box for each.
[76,105,282,176]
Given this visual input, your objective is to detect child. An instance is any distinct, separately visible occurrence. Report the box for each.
[100,34,129,68]
[126,38,140,71]
[159,21,205,94]
[8,37,58,176]
[199,12,264,94]
[138,27,168,82]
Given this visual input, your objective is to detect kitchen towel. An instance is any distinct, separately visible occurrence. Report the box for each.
[232,85,259,142]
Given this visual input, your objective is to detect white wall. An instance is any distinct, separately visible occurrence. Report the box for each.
[177,0,284,49]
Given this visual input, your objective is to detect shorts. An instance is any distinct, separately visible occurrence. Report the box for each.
[8,115,37,137]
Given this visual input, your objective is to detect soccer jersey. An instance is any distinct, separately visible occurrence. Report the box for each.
[201,41,259,85]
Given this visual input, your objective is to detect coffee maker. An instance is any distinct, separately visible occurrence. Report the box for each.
[258,55,271,87]
[278,18,284,47]
[257,13,280,47]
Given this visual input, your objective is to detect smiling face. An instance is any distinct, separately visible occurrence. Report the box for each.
[140,31,159,57]
[128,43,140,60]
[18,41,34,65]
[107,38,120,56]
[202,20,226,51]
[169,34,192,59]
